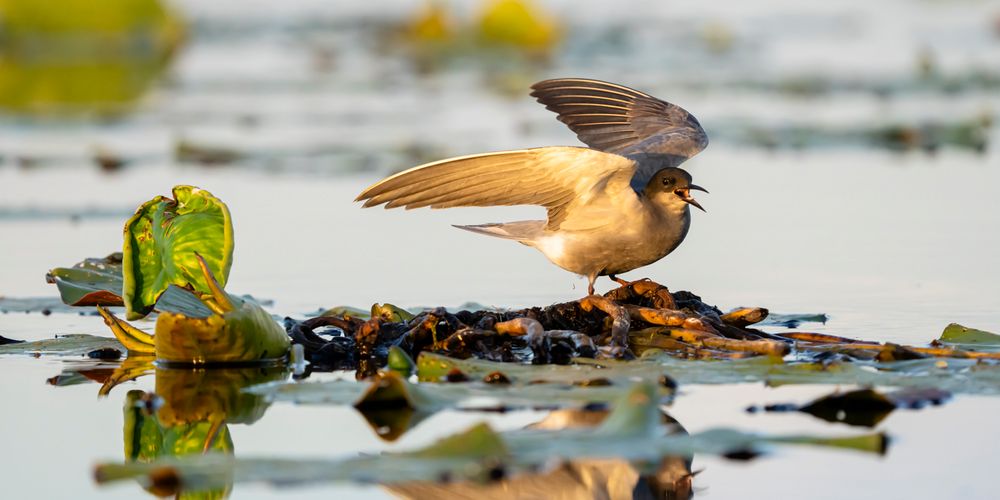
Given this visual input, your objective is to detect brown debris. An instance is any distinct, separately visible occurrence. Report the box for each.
[720,307,769,327]
[579,295,631,358]
[354,318,382,380]
[284,279,999,379]
[776,332,877,345]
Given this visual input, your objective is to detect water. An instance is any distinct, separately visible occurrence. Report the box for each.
[1,0,999,498]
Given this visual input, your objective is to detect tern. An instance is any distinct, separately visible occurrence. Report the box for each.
[356,78,708,295]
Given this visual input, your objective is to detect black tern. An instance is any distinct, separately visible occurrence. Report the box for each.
[357,78,708,295]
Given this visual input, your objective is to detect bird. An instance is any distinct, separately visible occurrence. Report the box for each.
[356,78,709,296]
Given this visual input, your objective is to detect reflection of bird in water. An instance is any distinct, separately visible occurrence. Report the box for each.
[385,407,694,499]
[357,78,708,295]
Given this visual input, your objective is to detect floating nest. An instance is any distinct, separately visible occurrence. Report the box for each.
[286,279,991,380]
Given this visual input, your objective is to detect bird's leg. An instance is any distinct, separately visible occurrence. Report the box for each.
[603,278,676,310]
[608,274,630,287]
[587,273,598,296]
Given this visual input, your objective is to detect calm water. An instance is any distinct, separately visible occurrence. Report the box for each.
[1,0,999,498]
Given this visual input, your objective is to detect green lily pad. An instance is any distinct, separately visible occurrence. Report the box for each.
[46,255,237,320]
[46,253,125,307]
[123,186,234,320]
[0,334,123,356]
[317,305,371,320]
[938,323,1000,351]
[371,303,415,322]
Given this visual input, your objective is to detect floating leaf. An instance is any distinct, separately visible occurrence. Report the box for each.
[387,346,416,377]
[371,303,415,323]
[317,305,370,320]
[46,253,234,319]
[938,323,1000,351]
[759,313,829,328]
[46,253,124,307]
[123,186,234,320]
[100,259,289,364]
[0,334,25,345]
[0,334,123,356]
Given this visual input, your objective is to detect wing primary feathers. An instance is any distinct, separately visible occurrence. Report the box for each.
[356,146,638,229]
[530,78,708,160]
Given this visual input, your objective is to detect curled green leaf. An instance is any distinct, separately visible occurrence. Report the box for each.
[123,185,234,320]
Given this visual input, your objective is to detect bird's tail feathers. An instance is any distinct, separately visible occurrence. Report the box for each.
[453,221,544,242]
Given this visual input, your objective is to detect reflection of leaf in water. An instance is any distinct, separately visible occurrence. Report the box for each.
[154,366,288,426]
[96,383,885,493]
[117,366,287,498]
[750,387,953,428]
[0,0,184,116]
[248,370,672,439]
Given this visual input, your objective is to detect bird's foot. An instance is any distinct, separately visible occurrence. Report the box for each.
[604,277,677,310]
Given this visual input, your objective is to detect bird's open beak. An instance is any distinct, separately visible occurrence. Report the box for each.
[675,185,707,212]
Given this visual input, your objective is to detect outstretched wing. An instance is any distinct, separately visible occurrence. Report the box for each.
[356,146,634,229]
[531,78,708,163]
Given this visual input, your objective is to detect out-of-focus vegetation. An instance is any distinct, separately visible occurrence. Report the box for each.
[0,0,184,116]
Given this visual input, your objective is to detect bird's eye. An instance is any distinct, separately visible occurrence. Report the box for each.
[662,177,673,186]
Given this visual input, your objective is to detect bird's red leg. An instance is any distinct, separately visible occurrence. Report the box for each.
[587,274,597,296]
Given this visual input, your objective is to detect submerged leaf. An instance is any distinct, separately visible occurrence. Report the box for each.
[123,186,234,320]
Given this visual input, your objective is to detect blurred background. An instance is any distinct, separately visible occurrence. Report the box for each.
[2,2,1000,499]
[2,0,998,337]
